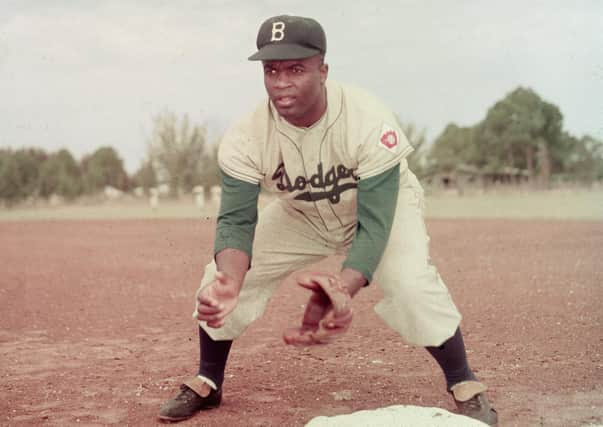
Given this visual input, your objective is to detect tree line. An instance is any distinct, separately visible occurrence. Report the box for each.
[0,146,130,205]
[0,112,221,206]
[1,86,601,206]
[415,87,603,188]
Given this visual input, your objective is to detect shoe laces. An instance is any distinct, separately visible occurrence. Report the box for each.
[176,386,199,403]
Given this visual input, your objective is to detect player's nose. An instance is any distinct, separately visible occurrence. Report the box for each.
[273,71,292,88]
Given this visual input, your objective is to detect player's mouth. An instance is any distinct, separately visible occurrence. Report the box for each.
[274,96,296,109]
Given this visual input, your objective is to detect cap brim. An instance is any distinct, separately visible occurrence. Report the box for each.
[248,43,322,61]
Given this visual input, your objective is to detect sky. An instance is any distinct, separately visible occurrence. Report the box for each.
[1,1,602,173]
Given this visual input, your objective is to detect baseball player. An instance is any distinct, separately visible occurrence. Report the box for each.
[159,15,498,425]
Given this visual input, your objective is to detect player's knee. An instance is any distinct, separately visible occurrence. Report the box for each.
[380,265,440,300]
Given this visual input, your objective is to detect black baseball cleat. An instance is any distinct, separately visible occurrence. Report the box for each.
[450,380,498,426]
[158,377,222,422]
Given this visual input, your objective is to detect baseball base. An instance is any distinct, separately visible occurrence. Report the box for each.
[305,404,489,427]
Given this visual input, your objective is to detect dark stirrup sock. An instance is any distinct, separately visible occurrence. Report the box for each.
[198,326,233,390]
[425,327,477,390]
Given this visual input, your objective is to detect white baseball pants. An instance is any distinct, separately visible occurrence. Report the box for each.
[195,169,461,347]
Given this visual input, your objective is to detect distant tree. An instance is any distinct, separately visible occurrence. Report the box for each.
[81,146,129,194]
[199,143,220,196]
[560,133,603,184]
[427,124,477,173]
[2,148,48,203]
[0,148,49,205]
[39,149,82,200]
[15,148,47,199]
[0,149,22,205]
[132,159,158,194]
[475,87,563,186]
[149,112,207,197]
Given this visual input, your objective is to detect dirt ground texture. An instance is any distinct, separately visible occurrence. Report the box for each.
[0,218,601,427]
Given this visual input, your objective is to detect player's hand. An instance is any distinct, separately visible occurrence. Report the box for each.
[194,271,240,328]
[295,279,332,332]
[283,272,353,345]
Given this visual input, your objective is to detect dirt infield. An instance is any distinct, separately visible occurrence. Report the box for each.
[1,219,601,426]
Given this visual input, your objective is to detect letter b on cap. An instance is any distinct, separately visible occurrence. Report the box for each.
[271,22,285,41]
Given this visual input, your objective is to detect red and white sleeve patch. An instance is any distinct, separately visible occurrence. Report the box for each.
[378,124,399,153]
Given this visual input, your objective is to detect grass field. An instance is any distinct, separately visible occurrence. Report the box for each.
[0,189,601,221]
[425,188,602,220]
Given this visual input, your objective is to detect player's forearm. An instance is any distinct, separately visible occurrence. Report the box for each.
[215,248,250,288]
[213,170,260,258]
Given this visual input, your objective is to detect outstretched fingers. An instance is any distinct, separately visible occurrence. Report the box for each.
[196,303,229,325]
[194,271,241,327]
[296,274,332,292]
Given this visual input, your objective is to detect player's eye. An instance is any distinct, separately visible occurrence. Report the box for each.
[291,66,304,73]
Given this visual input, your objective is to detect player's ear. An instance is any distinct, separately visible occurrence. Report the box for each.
[320,62,328,84]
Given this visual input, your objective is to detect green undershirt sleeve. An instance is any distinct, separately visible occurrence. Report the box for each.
[213,170,260,259]
[342,164,400,284]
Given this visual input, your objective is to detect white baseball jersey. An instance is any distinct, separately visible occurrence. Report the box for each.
[199,80,461,345]
[218,80,414,233]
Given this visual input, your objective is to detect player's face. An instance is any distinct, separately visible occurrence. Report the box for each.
[263,55,328,127]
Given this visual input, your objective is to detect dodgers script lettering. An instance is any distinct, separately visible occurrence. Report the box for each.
[271,162,358,204]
